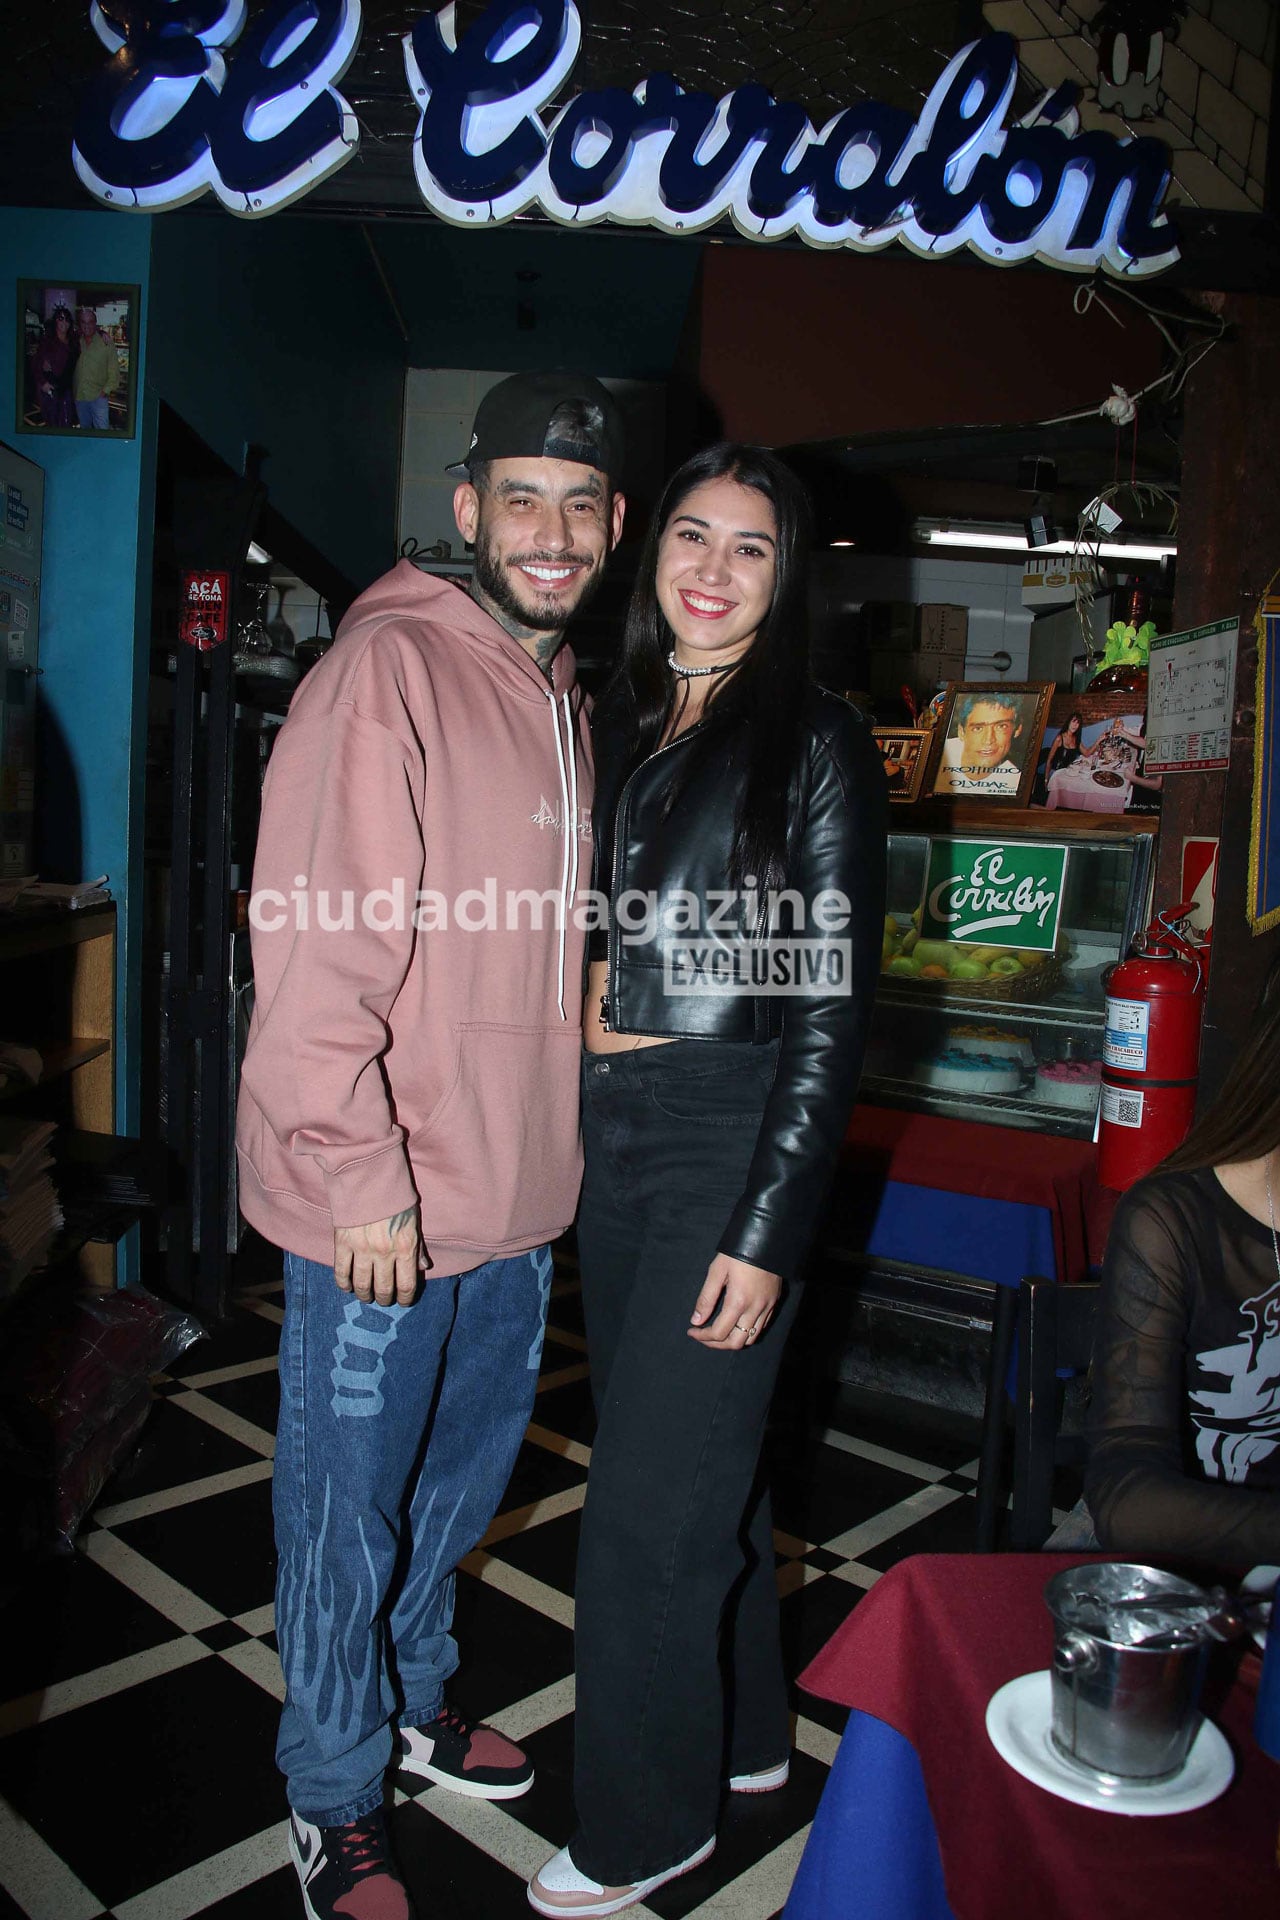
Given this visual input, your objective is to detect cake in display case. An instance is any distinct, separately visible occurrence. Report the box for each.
[863,823,1155,1136]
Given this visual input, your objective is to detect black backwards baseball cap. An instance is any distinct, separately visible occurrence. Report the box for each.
[445,370,624,484]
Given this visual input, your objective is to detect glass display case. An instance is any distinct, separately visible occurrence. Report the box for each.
[862,821,1157,1137]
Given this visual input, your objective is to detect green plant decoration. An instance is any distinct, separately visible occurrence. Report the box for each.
[1094,619,1158,677]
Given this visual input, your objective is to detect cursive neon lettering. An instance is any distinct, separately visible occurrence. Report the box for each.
[403,5,1178,273]
[73,0,362,214]
[73,0,1180,272]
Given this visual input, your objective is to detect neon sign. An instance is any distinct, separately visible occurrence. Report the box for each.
[73,0,362,213]
[74,0,1181,275]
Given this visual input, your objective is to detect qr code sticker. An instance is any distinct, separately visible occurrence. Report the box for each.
[1102,1084,1144,1129]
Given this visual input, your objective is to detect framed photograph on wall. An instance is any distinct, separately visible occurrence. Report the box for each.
[872,727,931,804]
[17,280,140,439]
[924,681,1054,806]
[1032,688,1162,815]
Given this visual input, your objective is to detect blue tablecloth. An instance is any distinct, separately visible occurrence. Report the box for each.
[784,1709,954,1920]
[861,1179,1060,1288]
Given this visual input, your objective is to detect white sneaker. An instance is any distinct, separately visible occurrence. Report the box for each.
[527,1838,715,1916]
[728,1758,790,1793]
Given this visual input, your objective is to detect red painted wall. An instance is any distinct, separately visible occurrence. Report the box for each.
[696,244,1166,444]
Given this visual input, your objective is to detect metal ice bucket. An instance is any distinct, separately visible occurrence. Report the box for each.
[1044,1564,1212,1783]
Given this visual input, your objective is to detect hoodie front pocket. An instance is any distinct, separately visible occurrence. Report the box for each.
[407,1021,584,1249]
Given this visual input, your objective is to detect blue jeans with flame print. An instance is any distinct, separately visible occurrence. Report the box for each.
[273,1244,552,1824]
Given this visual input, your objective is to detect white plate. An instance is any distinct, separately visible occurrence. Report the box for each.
[985,1671,1234,1816]
[1241,1566,1278,1653]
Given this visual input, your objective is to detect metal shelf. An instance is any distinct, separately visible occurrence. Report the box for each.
[861,1073,1095,1139]
[872,986,1104,1030]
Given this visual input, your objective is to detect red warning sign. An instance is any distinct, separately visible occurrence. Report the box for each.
[1180,836,1218,946]
[179,570,231,651]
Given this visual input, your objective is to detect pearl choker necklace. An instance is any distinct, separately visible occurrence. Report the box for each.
[667,649,736,679]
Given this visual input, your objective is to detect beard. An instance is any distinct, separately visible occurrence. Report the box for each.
[471,525,602,633]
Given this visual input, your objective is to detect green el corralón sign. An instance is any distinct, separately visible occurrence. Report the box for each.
[921,840,1069,952]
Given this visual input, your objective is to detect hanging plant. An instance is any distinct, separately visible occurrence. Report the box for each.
[1094,618,1159,676]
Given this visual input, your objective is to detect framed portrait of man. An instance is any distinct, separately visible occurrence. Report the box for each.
[925,682,1054,805]
[17,280,139,439]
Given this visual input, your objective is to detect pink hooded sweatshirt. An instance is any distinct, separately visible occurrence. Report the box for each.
[235,560,592,1276]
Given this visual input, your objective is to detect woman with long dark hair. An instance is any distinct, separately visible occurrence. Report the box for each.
[1085,957,1280,1564]
[28,305,77,428]
[1046,710,1084,773]
[528,445,887,1916]
[1035,709,1084,804]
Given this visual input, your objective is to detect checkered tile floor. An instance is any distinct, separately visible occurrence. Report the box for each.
[0,1242,989,1920]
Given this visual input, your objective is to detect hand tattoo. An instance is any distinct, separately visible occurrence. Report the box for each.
[387,1207,416,1237]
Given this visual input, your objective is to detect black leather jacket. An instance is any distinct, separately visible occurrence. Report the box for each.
[590,687,888,1277]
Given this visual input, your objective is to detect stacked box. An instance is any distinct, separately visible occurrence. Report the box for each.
[917,603,968,695]
[866,602,969,708]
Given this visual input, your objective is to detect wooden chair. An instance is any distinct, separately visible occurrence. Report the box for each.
[975,1276,1101,1551]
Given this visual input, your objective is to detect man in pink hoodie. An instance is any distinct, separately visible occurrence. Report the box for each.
[236,373,625,1920]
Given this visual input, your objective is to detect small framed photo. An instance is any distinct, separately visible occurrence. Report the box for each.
[925,681,1054,806]
[872,727,931,804]
[1033,689,1162,815]
[17,280,140,439]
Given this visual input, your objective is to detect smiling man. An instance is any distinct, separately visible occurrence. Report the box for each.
[237,372,624,1920]
[934,690,1025,796]
[452,373,623,661]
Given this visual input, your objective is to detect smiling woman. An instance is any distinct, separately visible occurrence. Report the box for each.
[527,442,889,1918]
[656,476,778,673]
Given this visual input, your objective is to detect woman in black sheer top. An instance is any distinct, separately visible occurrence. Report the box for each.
[1085,959,1280,1566]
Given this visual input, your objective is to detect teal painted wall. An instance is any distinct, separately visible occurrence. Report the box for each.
[2,204,404,1170]
[147,215,404,593]
[2,206,155,1140]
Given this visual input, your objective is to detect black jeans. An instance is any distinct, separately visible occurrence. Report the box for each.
[572,1039,801,1885]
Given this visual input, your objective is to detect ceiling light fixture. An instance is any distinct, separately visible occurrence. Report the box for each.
[246,540,272,565]
[914,519,1176,562]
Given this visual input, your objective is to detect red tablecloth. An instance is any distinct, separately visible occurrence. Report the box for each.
[842,1105,1119,1284]
[800,1553,1278,1919]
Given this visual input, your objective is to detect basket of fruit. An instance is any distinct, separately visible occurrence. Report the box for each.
[880,912,1065,1000]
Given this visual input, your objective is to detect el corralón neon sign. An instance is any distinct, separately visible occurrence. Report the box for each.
[73,0,1180,275]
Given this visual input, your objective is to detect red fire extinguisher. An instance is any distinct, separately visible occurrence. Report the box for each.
[1098,903,1205,1192]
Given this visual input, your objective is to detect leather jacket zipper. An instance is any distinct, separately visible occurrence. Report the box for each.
[608,721,708,1022]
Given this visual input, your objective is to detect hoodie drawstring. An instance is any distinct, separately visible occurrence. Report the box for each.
[562,690,581,973]
[546,689,579,1022]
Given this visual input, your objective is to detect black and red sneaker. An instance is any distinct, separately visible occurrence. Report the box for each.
[288,1808,415,1920]
[397,1703,534,1799]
